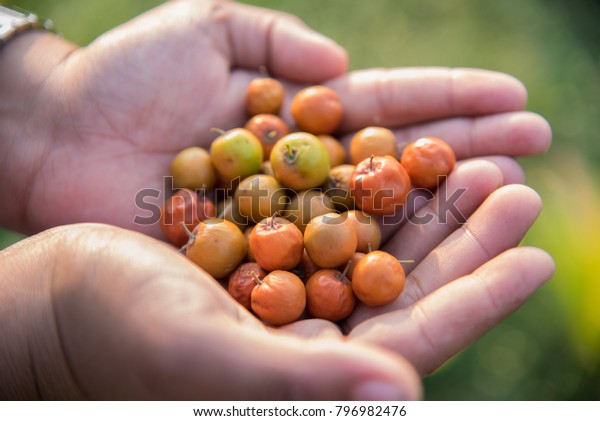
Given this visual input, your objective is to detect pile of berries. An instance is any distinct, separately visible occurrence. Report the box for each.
[160,76,456,326]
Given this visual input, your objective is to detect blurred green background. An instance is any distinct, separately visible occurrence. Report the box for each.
[2,0,599,400]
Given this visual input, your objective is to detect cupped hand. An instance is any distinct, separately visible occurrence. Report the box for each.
[4,223,420,400]
[21,0,550,239]
[4,0,557,389]
[284,157,555,375]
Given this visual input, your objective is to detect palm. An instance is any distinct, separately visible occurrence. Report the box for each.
[26,3,255,236]
[25,0,550,239]
[51,223,420,399]
[19,1,555,393]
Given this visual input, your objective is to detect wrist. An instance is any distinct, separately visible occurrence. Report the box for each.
[0,30,77,232]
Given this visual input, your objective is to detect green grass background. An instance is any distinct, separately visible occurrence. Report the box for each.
[3,0,600,399]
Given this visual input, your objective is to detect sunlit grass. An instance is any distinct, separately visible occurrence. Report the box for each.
[526,149,600,373]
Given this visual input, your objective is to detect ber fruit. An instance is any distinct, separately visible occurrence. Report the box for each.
[270,132,331,190]
[185,218,248,279]
[251,270,306,326]
[160,189,216,247]
[227,263,266,310]
[170,146,217,190]
[245,114,290,158]
[351,250,406,306]
[304,212,357,268]
[249,216,304,271]
[349,126,397,165]
[350,155,411,215]
[246,77,285,116]
[400,136,456,189]
[290,86,343,134]
[210,128,263,183]
[342,209,381,253]
[234,174,287,223]
[305,268,355,322]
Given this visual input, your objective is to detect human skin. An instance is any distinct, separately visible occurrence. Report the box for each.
[0,1,550,238]
[0,0,554,399]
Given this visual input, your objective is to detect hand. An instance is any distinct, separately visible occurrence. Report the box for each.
[0,223,421,400]
[0,0,554,393]
[1,0,550,239]
[282,157,555,375]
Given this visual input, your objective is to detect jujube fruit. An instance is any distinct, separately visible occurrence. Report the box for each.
[246,77,285,116]
[323,164,356,212]
[160,189,216,247]
[245,114,290,158]
[244,226,256,262]
[317,134,346,167]
[270,132,331,190]
[249,216,304,271]
[304,212,357,268]
[170,146,217,190]
[400,136,456,189]
[251,270,306,326]
[351,250,406,306]
[185,218,248,279]
[350,155,411,215]
[283,189,336,234]
[305,268,355,322]
[349,127,397,165]
[227,263,266,310]
[290,86,343,134]
[342,209,381,253]
[210,128,263,183]
[234,174,288,223]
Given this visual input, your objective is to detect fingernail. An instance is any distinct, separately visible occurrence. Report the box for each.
[352,380,407,401]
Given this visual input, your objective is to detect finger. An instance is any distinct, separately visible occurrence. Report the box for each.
[329,68,528,131]
[377,156,525,244]
[218,1,348,82]
[350,184,543,329]
[399,184,543,306]
[476,155,525,185]
[375,156,525,246]
[186,326,423,400]
[394,112,552,158]
[280,318,345,341]
[341,112,551,159]
[349,246,555,375]
[379,158,505,262]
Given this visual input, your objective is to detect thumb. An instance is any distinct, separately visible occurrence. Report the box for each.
[156,320,422,400]
[247,333,423,401]
[208,1,348,82]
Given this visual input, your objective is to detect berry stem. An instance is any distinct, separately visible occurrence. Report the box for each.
[251,271,263,285]
[341,260,352,279]
[210,127,226,136]
[180,221,195,240]
[258,65,270,77]
[267,212,281,230]
[398,259,415,264]
[285,144,298,163]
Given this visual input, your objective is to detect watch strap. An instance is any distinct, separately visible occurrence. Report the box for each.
[0,5,54,46]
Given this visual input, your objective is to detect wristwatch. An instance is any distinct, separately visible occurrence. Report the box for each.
[0,5,54,46]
